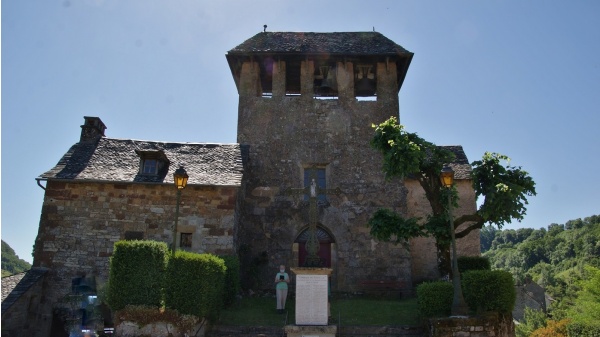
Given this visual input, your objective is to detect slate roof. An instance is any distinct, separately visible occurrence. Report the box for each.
[228,32,412,56]
[38,138,244,187]
[1,272,26,303]
[1,268,48,313]
[441,145,472,180]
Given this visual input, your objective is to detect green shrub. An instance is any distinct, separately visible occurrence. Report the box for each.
[220,255,241,307]
[530,319,569,337]
[462,270,515,313]
[515,307,547,337]
[416,281,453,317]
[106,240,169,311]
[567,322,600,337]
[458,256,491,273]
[164,251,226,320]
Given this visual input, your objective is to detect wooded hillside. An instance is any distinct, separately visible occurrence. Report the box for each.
[481,214,600,335]
[1,240,31,277]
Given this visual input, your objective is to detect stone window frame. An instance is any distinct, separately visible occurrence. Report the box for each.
[303,165,328,202]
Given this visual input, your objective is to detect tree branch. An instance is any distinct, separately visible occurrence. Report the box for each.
[454,213,485,239]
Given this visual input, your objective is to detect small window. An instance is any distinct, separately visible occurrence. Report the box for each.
[142,159,158,174]
[180,233,192,249]
[304,167,326,202]
[124,231,144,241]
[135,150,170,177]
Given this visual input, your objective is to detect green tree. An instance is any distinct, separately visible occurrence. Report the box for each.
[515,228,534,243]
[483,214,600,322]
[1,240,31,276]
[568,265,600,324]
[519,239,549,269]
[515,307,548,337]
[368,117,536,275]
[565,218,584,230]
[480,225,498,252]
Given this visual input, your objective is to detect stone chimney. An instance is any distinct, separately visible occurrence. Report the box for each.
[80,116,107,143]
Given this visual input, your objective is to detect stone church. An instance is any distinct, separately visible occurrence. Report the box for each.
[3,31,479,337]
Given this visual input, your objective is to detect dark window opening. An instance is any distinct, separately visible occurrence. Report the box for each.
[260,57,274,97]
[314,64,338,98]
[180,233,192,249]
[124,231,144,241]
[355,64,377,98]
[286,60,301,96]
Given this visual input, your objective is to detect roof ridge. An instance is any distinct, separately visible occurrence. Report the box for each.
[228,31,411,55]
[101,137,240,146]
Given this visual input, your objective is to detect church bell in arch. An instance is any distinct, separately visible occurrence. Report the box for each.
[316,65,337,95]
[355,64,376,96]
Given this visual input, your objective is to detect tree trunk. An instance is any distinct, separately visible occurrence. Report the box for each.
[437,242,451,280]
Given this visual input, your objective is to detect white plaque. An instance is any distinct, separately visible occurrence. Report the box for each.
[295,274,328,325]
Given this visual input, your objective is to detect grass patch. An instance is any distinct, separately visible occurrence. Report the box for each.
[217,297,291,326]
[216,296,420,326]
[333,297,420,325]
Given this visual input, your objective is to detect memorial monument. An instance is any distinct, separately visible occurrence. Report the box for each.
[285,169,338,337]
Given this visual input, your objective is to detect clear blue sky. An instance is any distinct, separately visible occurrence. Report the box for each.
[2,1,599,263]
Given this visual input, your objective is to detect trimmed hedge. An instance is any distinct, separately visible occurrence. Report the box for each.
[457,256,491,273]
[164,251,226,320]
[462,270,516,313]
[106,240,169,311]
[567,322,600,337]
[220,255,241,307]
[416,281,453,317]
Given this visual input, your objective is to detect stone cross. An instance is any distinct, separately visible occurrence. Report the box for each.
[288,167,341,267]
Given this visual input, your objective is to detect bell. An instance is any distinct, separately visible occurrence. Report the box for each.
[355,77,376,96]
[355,65,376,96]
[318,66,337,94]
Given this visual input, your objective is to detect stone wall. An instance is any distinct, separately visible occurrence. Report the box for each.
[429,313,515,337]
[236,59,427,292]
[115,321,205,337]
[32,180,239,335]
[406,179,481,283]
[1,268,52,337]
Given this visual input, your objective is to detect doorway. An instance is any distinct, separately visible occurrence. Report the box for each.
[293,225,335,268]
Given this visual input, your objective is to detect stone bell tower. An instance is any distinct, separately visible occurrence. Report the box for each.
[226,31,415,293]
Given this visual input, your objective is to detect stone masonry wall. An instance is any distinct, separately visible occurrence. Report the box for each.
[32,180,239,331]
[236,60,412,292]
[406,179,481,283]
[1,269,51,337]
[429,313,516,337]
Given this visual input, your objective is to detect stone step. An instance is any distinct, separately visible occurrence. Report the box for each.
[339,325,425,337]
[207,325,425,337]
[207,325,285,337]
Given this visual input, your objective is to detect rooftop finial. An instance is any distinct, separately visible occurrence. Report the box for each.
[263,24,267,33]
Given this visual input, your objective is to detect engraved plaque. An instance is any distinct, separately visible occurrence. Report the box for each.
[295,274,328,325]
